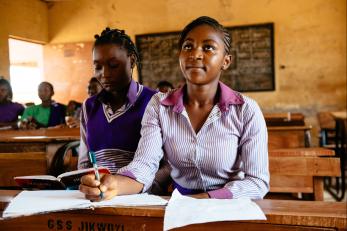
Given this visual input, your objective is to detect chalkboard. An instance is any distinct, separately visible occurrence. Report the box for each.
[136,23,274,92]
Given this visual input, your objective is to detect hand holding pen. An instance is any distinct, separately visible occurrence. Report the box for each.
[88,151,103,199]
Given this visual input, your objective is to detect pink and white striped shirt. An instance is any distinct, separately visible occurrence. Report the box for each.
[118,82,269,199]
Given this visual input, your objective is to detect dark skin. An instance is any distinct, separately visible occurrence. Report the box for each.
[178,24,232,198]
[80,25,231,200]
[38,83,54,108]
[0,84,17,128]
[93,44,135,111]
[19,82,54,129]
[87,81,102,97]
[0,85,10,104]
[180,24,231,134]
[79,43,143,201]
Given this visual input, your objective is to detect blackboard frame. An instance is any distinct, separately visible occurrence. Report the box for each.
[135,23,275,92]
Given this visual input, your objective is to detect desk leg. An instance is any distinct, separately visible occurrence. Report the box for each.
[304,129,311,147]
[313,178,324,201]
[325,119,346,201]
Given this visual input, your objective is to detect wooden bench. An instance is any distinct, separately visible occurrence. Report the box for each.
[0,152,47,188]
[268,148,340,201]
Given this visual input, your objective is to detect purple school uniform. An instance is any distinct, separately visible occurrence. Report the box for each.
[78,80,156,174]
[0,102,24,123]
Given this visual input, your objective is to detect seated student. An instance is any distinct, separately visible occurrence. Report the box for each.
[87,77,102,97]
[0,78,24,129]
[65,77,102,128]
[77,27,158,175]
[80,16,269,201]
[65,100,82,128]
[156,80,174,93]
[19,81,66,129]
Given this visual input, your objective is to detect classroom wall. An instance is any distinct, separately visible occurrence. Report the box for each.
[46,0,346,145]
[1,0,345,145]
[0,0,48,79]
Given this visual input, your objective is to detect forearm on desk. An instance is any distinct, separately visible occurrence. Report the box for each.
[101,174,144,196]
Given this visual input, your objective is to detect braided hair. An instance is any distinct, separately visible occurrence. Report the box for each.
[94,27,140,68]
[178,16,231,55]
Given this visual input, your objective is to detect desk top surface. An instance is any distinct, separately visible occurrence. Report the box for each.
[0,128,80,142]
[0,190,346,229]
[267,125,312,131]
[331,111,347,120]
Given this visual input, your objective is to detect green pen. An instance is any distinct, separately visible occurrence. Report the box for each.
[88,151,103,199]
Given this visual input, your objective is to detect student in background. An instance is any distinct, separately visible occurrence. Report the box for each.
[80,16,269,201]
[87,77,102,97]
[77,27,159,177]
[65,100,82,128]
[0,78,24,129]
[19,81,66,129]
[156,80,174,93]
[65,77,101,128]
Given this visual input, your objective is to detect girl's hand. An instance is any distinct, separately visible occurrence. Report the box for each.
[79,173,144,201]
[79,173,110,201]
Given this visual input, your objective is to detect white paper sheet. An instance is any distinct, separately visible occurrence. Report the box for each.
[163,189,266,231]
[2,190,168,219]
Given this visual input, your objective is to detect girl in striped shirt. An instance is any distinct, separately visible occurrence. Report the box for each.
[80,16,269,201]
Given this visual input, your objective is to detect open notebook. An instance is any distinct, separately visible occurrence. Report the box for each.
[2,190,168,219]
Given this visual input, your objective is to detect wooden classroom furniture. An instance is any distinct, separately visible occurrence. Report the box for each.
[326,111,347,201]
[0,127,80,167]
[0,190,346,231]
[264,112,305,126]
[268,125,312,149]
[0,127,80,152]
[0,152,47,188]
[0,147,339,202]
[268,153,340,201]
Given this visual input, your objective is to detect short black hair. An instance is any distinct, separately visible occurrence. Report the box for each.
[0,77,13,100]
[94,27,140,68]
[39,81,54,93]
[156,80,174,89]
[89,77,99,84]
[178,16,231,54]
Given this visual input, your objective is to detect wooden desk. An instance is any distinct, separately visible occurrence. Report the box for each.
[0,152,47,188]
[0,128,80,168]
[264,112,305,126]
[0,191,346,231]
[268,125,312,149]
[269,152,340,201]
[269,147,335,157]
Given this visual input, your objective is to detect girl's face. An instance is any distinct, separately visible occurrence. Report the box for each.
[0,85,10,103]
[179,25,231,86]
[93,44,133,94]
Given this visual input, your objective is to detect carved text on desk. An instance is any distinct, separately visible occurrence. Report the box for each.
[47,219,125,231]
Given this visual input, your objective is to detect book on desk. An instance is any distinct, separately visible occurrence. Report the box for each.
[14,167,110,190]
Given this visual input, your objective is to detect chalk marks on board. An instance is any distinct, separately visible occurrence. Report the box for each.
[136,23,274,92]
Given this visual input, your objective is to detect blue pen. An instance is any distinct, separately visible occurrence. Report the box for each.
[88,151,103,199]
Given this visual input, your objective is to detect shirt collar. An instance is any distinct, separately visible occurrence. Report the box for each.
[126,79,138,106]
[160,81,244,113]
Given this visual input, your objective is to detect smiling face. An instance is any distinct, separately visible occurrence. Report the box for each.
[92,44,134,94]
[179,24,231,86]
